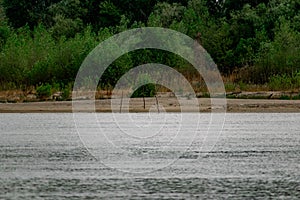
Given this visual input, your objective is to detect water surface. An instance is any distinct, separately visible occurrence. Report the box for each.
[0,113,299,199]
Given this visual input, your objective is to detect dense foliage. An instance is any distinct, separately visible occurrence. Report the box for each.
[0,0,300,92]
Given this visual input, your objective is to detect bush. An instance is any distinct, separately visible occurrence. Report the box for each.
[131,84,156,98]
[225,82,236,92]
[61,83,72,100]
[131,74,157,98]
[268,72,300,91]
[36,84,52,99]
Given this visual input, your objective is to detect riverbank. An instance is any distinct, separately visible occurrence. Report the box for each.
[1,97,300,113]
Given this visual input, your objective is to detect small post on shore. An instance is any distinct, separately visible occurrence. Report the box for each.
[120,91,123,113]
[155,95,160,113]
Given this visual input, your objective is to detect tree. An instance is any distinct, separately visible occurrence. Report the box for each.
[3,0,60,28]
[48,0,87,38]
[148,2,186,27]
[0,0,5,21]
[99,1,122,28]
[221,0,270,18]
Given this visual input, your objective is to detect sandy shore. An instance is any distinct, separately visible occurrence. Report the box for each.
[1,97,300,113]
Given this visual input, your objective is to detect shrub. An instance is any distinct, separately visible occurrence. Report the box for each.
[36,84,52,99]
[131,74,156,98]
[131,84,156,98]
[61,83,72,100]
[225,82,236,92]
[268,72,300,91]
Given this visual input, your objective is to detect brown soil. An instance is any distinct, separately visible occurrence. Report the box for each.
[1,98,300,113]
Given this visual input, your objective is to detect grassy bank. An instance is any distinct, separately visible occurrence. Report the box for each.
[1,79,300,103]
[1,1,300,102]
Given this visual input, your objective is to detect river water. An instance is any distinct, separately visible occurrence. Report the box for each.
[0,113,299,199]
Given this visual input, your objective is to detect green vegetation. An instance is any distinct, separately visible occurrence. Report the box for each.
[131,74,157,98]
[131,84,157,98]
[0,0,300,100]
[36,84,52,99]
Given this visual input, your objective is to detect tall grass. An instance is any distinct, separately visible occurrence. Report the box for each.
[0,19,300,96]
[268,72,300,91]
[0,25,107,90]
